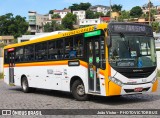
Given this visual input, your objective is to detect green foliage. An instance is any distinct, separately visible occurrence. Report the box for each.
[0,73,3,79]
[0,13,28,38]
[151,22,160,33]
[49,10,53,14]
[111,4,122,12]
[62,13,77,29]
[106,11,110,16]
[69,2,91,11]
[142,2,154,9]
[94,12,104,18]
[130,6,143,18]
[0,43,6,48]
[44,21,64,32]
[157,70,160,77]
[118,10,130,21]
[86,10,95,19]
[24,31,31,35]
[86,10,104,19]
[52,14,61,19]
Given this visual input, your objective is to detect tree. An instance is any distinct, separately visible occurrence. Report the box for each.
[62,13,77,29]
[151,22,160,32]
[130,6,143,18]
[69,2,91,11]
[0,13,28,38]
[147,1,154,8]
[111,4,122,12]
[118,10,130,21]
[43,21,64,32]
[49,10,53,14]
[106,11,110,16]
[86,10,95,19]
[52,14,61,19]
[94,12,104,18]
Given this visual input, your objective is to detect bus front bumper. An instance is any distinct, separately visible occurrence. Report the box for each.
[108,80,158,96]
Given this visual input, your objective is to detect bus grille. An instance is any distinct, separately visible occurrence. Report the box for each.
[121,71,153,78]
[124,87,150,93]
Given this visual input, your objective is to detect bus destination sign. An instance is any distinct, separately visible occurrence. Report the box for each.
[109,23,152,35]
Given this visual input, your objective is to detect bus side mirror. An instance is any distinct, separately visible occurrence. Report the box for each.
[106,36,112,47]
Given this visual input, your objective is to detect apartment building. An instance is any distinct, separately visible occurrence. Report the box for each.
[0,36,14,45]
[53,9,71,18]
[89,5,110,15]
[28,11,49,34]
[0,36,14,58]
[73,10,86,20]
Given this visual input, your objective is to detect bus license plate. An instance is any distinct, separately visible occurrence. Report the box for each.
[134,87,143,92]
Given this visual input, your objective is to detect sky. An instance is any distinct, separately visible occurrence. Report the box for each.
[0,0,160,19]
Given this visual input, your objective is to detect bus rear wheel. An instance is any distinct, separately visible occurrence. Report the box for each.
[21,77,31,93]
[71,80,88,101]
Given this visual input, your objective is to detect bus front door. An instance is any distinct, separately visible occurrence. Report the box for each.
[87,38,100,93]
[8,51,15,84]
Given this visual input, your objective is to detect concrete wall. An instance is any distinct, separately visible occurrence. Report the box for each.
[0,57,3,73]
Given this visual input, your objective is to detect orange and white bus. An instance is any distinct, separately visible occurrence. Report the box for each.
[3,22,158,100]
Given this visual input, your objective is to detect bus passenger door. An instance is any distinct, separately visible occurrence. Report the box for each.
[87,38,100,93]
[8,51,15,84]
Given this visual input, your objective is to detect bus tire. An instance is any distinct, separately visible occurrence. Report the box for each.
[21,77,30,93]
[71,80,88,101]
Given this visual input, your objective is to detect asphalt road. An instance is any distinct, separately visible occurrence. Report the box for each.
[0,79,160,117]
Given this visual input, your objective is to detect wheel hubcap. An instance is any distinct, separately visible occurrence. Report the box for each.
[77,84,85,96]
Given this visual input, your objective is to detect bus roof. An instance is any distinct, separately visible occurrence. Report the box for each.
[4,23,108,49]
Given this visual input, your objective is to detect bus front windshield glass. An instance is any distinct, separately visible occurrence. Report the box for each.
[109,35,156,68]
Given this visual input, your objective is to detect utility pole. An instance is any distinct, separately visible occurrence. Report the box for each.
[149,0,151,25]
[110,0,112,22]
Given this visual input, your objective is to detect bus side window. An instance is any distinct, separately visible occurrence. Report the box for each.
[48,40,56,60]
[24,45,35,62]
[65,37,74,59]
[56,39,64,59]
[74,35,83,58]
[35,42,47,61]
[4,50,8,64]
[15,47,24,63]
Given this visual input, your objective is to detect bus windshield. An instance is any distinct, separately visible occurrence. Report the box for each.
[109,35,156,68]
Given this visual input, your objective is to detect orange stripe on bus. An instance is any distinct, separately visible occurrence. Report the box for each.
[108,65,111,76]
[99,70,104,76]
[4,61,89,68]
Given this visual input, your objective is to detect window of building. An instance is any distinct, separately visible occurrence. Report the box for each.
[24,45,35,62]
[35,42,47,61]
[15,47,24,62]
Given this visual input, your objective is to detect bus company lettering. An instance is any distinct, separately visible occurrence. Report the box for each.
[62,27,94,37]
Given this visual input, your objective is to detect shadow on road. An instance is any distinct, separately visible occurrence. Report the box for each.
[9,87,160,105]
[89,94,160,105]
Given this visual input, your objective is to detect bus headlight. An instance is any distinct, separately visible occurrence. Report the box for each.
[151,77,157,84]
[108,76,124,86]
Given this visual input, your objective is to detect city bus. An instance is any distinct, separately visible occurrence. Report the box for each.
[3,22,158,101]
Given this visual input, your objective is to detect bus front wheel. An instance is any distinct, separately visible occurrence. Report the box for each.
[71,80,88,101]
[21,77,31,93]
